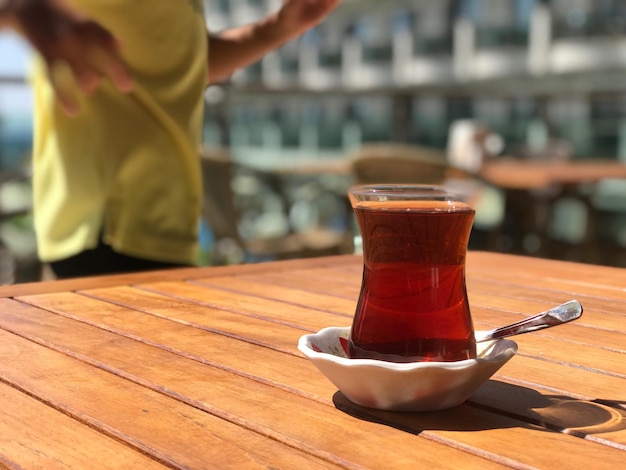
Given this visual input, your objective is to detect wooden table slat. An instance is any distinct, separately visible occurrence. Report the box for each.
[467,252,626,292]
[0,382,168,469]
[200,269,364,299]
[134,281,353,331]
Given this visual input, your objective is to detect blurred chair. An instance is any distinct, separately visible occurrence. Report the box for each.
[349,142,449,185]
[347,142,449,253]
[199,147,352,265]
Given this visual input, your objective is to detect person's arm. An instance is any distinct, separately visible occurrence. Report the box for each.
[2,0,132,115]
[207,0,340,84]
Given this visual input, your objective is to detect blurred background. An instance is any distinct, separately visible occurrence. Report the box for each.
[4,0,626,283]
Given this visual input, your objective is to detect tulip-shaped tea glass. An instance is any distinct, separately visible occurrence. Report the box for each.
[348,185,477,363]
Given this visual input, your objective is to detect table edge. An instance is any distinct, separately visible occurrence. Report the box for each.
[0,254,361,298]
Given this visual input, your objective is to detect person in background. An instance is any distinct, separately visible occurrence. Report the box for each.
[1,0,340,279]
[1,0,132,114]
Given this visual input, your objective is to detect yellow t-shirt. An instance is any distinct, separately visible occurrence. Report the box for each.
[32,0,208,265]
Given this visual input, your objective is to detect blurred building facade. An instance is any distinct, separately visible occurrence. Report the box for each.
[4,0,626,280]
[203,0,626,163]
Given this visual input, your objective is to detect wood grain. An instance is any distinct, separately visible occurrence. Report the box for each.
[0,298,503,469]
[0,311,344,469]
[0,252,624,468]
[0,382,168,469]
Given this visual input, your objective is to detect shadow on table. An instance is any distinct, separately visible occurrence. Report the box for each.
[332,380,626,437]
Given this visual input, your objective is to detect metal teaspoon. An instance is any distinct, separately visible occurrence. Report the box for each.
[474,300,583,343]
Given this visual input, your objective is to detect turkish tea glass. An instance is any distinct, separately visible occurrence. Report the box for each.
[348,185,477,363]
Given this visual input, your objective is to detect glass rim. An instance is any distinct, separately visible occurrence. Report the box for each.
[348,184,462,201]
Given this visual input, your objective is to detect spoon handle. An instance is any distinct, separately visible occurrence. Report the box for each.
[475,300,583,343]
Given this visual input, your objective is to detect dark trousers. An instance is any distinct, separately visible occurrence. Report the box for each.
[49,239,189,279]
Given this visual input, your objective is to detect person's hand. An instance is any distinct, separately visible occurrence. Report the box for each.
[275,0,340,37]
[207,0,339,84]
[10,0,132,115]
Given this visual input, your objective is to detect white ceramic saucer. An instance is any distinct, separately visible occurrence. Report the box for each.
[298,326,517,412]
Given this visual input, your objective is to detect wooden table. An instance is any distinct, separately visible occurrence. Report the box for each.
[477,158,626,260]
[0,252,625,469]
[480,158,626,190]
